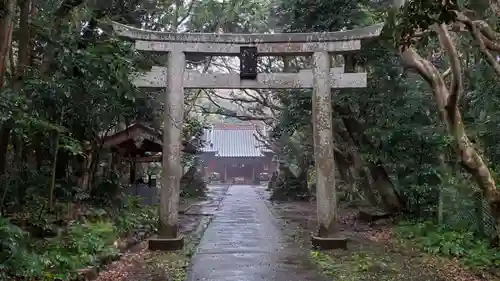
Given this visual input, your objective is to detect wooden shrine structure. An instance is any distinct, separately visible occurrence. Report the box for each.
[101,123,198,182]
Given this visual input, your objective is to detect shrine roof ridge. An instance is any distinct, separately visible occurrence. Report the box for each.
[112,22,383,44]
[212,123,257,130]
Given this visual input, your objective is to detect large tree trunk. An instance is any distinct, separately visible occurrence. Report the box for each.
[0,0,15,86]
[296,150,312,189]
[400,23,500,244]
[336,128,380,206]
[0,0,15,178]
[15,0,31,83]
[337,106,404,213]
[369,161,402,212]
[335,151,358,202]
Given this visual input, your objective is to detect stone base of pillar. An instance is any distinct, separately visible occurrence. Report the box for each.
[311,235,348,250]
[148,236,184,251]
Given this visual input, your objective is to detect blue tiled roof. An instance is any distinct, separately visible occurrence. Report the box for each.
[201,125,266,157]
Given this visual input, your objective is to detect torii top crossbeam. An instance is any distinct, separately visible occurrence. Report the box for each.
[112,22,383,44]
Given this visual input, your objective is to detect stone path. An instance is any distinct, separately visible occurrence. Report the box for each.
[186,185,327,281]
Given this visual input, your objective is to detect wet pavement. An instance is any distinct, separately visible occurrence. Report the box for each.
[182,185,228,216]
[186,185,327,281]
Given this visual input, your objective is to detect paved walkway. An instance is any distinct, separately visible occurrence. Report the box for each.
[186,185,327,281]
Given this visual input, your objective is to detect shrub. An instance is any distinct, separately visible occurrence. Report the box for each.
[0,198,157,280]
[395,220,500,270]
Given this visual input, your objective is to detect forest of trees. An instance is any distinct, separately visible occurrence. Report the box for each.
[1,0,500,279]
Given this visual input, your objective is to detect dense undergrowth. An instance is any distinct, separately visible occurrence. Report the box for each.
[395,221,500,274]
[310,219,500,281]
[0,197,157,281]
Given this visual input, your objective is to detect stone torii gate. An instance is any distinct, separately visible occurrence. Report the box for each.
[112,22,382,250]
